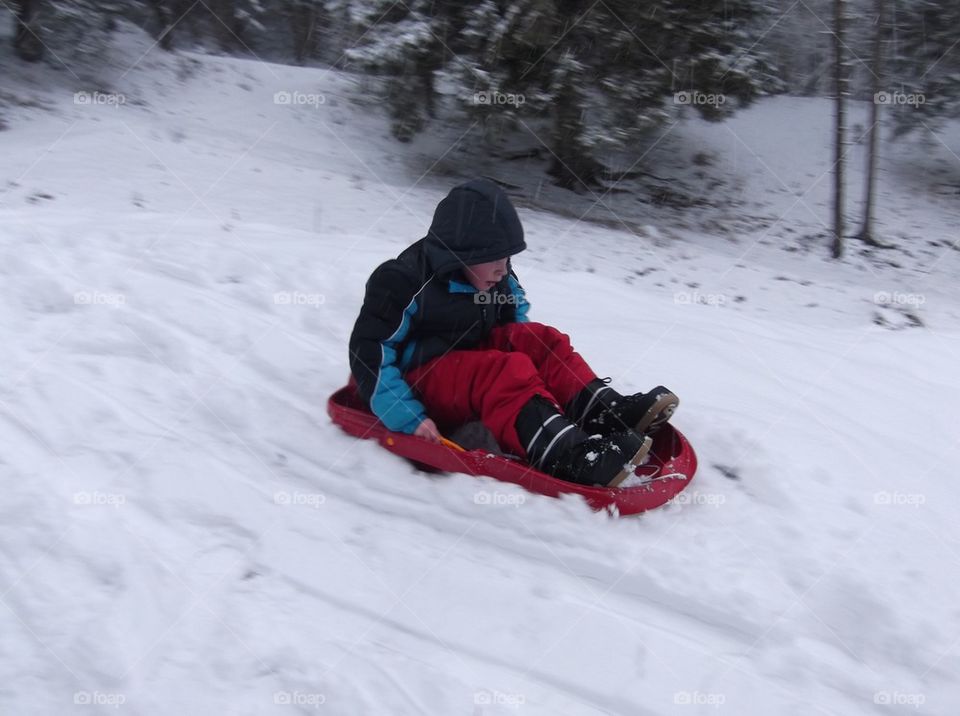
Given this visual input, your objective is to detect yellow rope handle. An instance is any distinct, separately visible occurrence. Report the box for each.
[438,436,466,452]
[386,433,465,452]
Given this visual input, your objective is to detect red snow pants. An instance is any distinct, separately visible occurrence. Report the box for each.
[403,322,597,457]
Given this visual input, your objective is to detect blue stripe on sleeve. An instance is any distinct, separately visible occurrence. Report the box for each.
[370,298,426,433]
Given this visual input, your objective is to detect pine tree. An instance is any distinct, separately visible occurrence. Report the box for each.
[36,1,120,68]
[887,0,960,135]
[320,0,782,186]
[12,0,44,62]
[142,0,265,52]
[287,0,326,63]
[344,0,448,142]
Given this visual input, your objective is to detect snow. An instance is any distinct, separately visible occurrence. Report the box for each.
[2,19,960,716]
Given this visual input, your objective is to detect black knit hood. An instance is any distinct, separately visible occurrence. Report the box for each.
[424,178,526,275]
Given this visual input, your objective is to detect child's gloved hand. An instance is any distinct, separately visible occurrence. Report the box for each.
[414,418,441,443]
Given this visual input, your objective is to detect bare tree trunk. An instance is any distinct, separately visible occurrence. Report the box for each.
[152,0,175,50]
[857,0,887,247]
[831,0,846,259]
[13,0,44,62]
[290,1,317,63]
[419,52,441,119]
[210,0,242,51]
[548,63,604,192]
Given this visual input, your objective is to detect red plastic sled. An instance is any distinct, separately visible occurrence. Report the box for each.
[328,382,697,516]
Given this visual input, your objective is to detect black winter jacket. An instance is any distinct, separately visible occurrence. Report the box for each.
[348,179,530,433]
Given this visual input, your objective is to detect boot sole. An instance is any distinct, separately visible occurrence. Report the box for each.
[606,435,654,488]
[633,392,679,434]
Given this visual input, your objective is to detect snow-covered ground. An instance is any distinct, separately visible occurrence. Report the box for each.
[2,20,959,716]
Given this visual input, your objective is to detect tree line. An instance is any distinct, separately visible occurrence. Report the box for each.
[6,0,959,254]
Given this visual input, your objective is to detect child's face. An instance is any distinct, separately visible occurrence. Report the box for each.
[464,258,509,291]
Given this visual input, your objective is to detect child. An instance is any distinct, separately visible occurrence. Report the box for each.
[349,178,678,487]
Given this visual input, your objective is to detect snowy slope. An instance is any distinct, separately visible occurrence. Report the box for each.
[2,21,960,716]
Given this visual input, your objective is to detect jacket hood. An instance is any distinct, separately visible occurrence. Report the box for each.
[424,178,526,275]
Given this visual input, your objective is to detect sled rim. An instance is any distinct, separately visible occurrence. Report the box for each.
[327,383,697,516]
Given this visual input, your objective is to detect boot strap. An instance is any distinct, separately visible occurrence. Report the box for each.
[578,385,614,423]
[532,424,577,470]
[525,414,579,470]
[566,377,614,424]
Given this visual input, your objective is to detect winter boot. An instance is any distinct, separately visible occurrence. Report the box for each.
[516,395,652,487]
[566,378,679,437]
